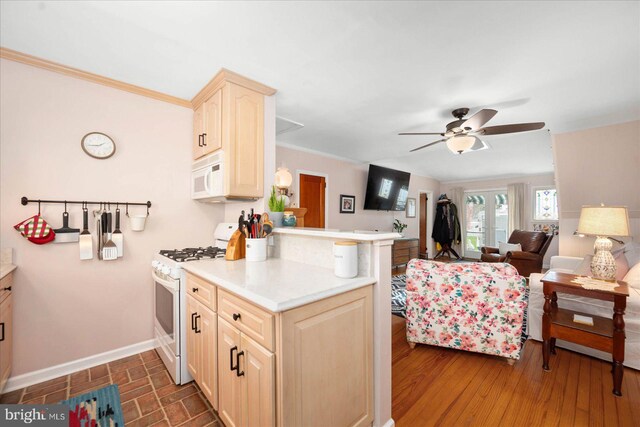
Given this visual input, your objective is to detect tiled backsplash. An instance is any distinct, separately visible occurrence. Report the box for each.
[271,234,372,277]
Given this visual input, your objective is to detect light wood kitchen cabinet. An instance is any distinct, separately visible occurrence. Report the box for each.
[218,316,275,427]
[0,272,14,394]
[193,89,223,160]
[191,69,276,199]
[186,280,218,409]
[279,287,373,427]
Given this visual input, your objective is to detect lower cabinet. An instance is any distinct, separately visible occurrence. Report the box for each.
[186,294,217,409]
[185,271,373,427]
[218,318,275,427]
[0,282,13,394]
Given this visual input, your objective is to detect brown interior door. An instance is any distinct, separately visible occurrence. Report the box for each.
[419,193,428,259]
[299,174,326,228]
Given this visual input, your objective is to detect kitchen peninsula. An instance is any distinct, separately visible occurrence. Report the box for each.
[181,228,398,427]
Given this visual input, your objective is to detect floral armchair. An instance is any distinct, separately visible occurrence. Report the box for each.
[405,260,528,360]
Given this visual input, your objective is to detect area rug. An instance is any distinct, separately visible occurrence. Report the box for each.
[60,384,124,427]
[391,273,529,345]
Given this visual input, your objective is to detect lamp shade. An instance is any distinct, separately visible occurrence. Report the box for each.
[576,205,630,237]
[446,135,476,154]
[275,167,293,188]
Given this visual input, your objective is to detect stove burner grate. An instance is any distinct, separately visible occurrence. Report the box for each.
[160,246,226,262]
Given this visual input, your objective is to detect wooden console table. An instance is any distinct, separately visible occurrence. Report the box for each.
[541,271,629,396]
[392,238,419,274]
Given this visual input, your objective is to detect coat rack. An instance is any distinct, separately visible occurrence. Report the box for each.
[21,197,151,214]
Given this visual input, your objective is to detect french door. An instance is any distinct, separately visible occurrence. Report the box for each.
[464,191,509,259]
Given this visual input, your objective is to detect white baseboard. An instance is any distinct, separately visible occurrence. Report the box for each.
[4,339,156,393]
[380,418,395,427]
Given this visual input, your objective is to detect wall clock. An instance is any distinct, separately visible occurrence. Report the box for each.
[81,132,116,159]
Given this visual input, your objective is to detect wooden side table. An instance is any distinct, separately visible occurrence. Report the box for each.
[541,271,629,396]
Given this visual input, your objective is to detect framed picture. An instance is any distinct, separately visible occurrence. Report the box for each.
[340,194,355,214]
[406,197,416,218]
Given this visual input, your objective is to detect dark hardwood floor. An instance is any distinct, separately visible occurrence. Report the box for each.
[392,315,640,427]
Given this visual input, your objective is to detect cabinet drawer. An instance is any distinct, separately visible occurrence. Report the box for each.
[393,248,411,258]
[187,273,216,311]
[218,290,275,352]
[394,239,418,250]
[408,248,419,259]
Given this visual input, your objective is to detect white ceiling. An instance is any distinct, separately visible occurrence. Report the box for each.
[2,1,638,181]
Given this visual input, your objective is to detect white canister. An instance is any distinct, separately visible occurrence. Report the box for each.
[333,241,358,278]
[246,238,267,262]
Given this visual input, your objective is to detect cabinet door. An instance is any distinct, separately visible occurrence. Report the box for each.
[193,103,205,159]
[280,286,373,427]
[186,296,200,380]
[199,307,218,409]
[225,83,264,198]
[203,89,223,156]
[218,318,243,427]
[241,335,275,427]
[0,293,12,393]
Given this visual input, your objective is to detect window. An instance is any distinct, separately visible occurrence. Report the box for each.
[533,187,558,221]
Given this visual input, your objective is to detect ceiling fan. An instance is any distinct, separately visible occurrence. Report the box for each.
[399,108,545,154]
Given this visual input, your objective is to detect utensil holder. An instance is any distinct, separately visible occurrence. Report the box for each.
[245,238,267,262]
[129,214,147,231]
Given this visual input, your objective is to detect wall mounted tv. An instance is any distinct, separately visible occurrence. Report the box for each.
[363,165,411,211]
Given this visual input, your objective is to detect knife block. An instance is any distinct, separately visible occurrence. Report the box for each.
[225,230,246,261]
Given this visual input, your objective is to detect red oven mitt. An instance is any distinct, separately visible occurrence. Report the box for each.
[14,214,56,244]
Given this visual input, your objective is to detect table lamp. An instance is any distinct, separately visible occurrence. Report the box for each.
[576,205,630,281]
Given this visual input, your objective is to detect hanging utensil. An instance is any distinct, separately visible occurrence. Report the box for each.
[79,202,93,260]
[102,209,118,261]
[54,202,80,243]
[95,204,104,260]
[112,206,123,257]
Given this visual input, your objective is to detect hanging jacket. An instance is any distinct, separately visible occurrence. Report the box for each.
[432,202,452,245]
[449,203,461,244]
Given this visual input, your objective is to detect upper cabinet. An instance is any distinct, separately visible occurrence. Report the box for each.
[191,69,276,199]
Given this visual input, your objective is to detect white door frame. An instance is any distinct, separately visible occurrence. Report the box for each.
[419,190,434,260]
[463,189,508,259]
[295,169,329,229]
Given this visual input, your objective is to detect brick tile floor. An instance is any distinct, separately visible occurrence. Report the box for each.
[0,349,222,426]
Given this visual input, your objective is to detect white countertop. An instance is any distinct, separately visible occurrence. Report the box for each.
[181,258,376,312]
[273,227,400,242]
[0,264,16,280]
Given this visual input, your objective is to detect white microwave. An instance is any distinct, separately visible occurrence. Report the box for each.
[191,152,225,201]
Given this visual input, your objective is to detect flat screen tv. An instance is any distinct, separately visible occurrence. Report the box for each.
[363,165,411,211]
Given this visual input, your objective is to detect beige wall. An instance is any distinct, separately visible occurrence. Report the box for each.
[440,173,558,264]
[0,59,225,375]
[552,120,640,257]
[275,145,440,252]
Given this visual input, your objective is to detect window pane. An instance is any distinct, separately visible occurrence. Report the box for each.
[495,193,508,244]
[534,188,558,221]
[465,195,485,252]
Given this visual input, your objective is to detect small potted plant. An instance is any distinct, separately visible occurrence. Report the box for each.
[268,186,286,226]
[393,219,408,237]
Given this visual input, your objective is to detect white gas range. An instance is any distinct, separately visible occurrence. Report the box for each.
[151,222,237,384]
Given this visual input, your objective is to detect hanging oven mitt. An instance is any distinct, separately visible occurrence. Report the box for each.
[14,214,56,244]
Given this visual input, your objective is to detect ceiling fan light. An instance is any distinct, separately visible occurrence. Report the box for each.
[446,135,476,154]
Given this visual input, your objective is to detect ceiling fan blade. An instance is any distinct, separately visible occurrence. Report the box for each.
[478,122,545,135]
[399,132,444,136]
[461,109,497,130]
[410,138,446,152]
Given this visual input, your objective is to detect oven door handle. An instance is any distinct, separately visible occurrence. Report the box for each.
[152,270,179,292]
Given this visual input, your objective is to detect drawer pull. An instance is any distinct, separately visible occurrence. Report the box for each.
[236,351,245,377]
[0,322,4,342]
[202,133,207,146]
[230,346,238,372]
[192,287,199,293]
[198,134,203,147]
[194,314,201,333]
[232,313,241,321]
[191,312,197,331]
[2,286,10,291]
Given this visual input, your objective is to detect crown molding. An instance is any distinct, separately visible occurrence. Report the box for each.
[0,47,192,108]
[191,68,277,108]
